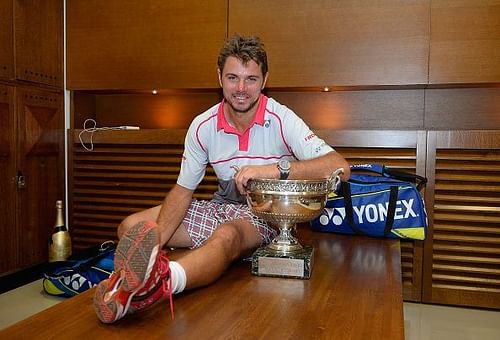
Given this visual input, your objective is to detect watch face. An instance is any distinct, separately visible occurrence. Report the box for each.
[278,159,291,171]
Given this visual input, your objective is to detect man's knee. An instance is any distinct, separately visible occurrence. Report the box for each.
[117,214,139,239]
[211,221,260,260]
[117,205,161,239]
[211,223,245,259]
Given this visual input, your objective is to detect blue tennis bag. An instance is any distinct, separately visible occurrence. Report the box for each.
[311,164,428,240]
[43,241,115,297]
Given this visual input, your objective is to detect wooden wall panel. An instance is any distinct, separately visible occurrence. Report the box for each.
[424,88,500,130]
[270,90,425,130]
[75,87,500,132]
[423,130,500,309]
[429,0,500,84]
[65,0,499,90]
[71,89,425,130]
[66,0,227,90]
[94,92,222,129]
[14,0,63,87]
[16,87,64,269]
[0,0,14,80]
[229,0,429,87]
[0,85,17,274]
[72,92,97,131]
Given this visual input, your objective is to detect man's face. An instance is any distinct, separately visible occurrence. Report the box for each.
[218,56,268,116]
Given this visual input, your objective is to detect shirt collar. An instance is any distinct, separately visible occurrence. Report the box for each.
[216,94,268,134]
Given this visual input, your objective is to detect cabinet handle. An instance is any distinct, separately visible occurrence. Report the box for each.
[16,170,26,189]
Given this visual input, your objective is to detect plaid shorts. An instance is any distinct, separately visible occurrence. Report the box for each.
[182,199,277,249]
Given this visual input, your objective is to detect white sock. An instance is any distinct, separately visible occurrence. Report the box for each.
[169,261,187,294]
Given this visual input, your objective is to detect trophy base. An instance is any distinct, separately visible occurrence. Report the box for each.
[251,245,314,279]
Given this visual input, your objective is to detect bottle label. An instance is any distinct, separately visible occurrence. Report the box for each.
[49,231,72,262]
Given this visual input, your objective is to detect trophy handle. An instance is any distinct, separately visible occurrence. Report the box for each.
[328,168,344,192]
[231,165,240,175]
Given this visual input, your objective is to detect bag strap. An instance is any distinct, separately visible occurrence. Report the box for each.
[351,163,428,191]
[384,186,399,235]
[383,167,427,191]
[342,182,366,235]
[55,242,116,272]
[77,242,115,268]
[341,182,399,237]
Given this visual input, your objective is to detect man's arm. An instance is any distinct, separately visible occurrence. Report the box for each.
[234,151,350,194]
[288,151,350,180]
[156,184,195,246]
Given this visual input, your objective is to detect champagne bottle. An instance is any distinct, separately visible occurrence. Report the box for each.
[48,200,72,262]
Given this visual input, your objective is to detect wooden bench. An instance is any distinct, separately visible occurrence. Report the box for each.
[0,228,404,339]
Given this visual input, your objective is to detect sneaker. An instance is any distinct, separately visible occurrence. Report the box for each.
[93,221,173,323]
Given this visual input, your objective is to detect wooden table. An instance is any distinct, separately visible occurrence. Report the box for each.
[1,228,404,339]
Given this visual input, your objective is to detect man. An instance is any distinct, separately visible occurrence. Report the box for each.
[93,34,350,323]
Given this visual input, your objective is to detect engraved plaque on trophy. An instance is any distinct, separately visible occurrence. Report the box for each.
[245,169,343,279]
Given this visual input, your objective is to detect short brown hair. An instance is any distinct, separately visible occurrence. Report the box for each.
[217,34,268,76]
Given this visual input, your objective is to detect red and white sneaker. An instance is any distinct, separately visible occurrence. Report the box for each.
[93,221,173,323]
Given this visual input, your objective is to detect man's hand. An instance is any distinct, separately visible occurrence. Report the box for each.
[232,151,350,195]
[233,164,278,194]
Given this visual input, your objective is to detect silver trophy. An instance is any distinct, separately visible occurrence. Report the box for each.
[245,168,343,279]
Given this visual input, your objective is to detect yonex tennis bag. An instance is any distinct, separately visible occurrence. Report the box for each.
[311,164,428,240]
[43,241,115,297]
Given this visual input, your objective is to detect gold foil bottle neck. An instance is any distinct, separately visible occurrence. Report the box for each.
[54,200,64,229]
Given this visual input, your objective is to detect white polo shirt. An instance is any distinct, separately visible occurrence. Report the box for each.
[178,95,334,203]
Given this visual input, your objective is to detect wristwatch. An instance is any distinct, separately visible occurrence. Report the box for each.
[277,159,291,180]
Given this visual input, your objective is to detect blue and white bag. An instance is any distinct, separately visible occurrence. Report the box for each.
[311,164,428,240]
[43,241,115,297]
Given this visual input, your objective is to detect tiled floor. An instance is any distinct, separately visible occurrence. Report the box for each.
[0,280,499,339]
[404,302,500,340]
[0,279,63,330]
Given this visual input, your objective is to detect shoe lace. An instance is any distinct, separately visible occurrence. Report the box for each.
[159,252,174,319]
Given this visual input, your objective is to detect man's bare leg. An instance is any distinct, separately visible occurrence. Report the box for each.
[117,205,193,248]
[177,219,261,289]
[117,206,262,289]
[95,205,263,323]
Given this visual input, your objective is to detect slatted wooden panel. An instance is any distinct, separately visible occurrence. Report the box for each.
[423,130,500,309]
[70,130,218,250]
[317,130,427,302]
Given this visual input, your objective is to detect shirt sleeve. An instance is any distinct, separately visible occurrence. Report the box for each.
[282,107,334,160]
[177,119,208,190]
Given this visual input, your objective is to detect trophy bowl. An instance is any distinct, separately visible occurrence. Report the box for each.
[242,168,343,279]
[246,178,331,253]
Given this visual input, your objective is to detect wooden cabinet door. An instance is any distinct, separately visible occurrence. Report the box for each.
[0,0,14,80]
[429,0,500,84]
[14,0,63,87]
[423,130,500,309]
[67,0,227,90]
[229,0,430,87]
[16,87,63,269]
[0,84,17,274]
